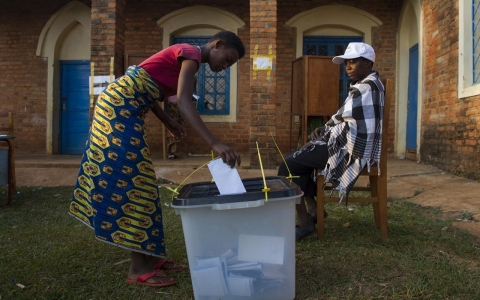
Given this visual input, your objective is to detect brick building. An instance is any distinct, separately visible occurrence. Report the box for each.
[0,0,478,176]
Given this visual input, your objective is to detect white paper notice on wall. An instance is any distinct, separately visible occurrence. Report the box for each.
[207,158,246,195]
[253,57,272,70]
[89,75,112,95]
[237,234,285,265]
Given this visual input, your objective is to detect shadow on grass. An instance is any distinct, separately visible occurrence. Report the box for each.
[1,186,479,299]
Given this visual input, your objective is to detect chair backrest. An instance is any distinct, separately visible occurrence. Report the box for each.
[380,78,392,176]
[0,110,14,136]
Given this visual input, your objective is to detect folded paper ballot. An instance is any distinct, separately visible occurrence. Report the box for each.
[207,158,246,195]
[221,248,237,261]
[254,277,285,293]
[191,265,227,296]
[227,273,255,297]
[228,261,262,271]
[192,257,229,296]
[192,240,287,297]
[197,256,229,279]
[238,234,285,265]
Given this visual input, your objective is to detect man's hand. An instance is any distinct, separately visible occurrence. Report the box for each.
[310,126,325,140]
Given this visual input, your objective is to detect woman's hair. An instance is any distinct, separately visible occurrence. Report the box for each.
[210,31,245,59]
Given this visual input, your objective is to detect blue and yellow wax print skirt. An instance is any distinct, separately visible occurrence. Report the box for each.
[69,66,167,256]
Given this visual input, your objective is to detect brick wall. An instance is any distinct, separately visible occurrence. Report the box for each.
[421,0,480,179]
[248,0,278,168]
[91,0,125,77]
[0,0,91,154]
[122,0,251,158]
[121,0,400,159]
[275,0,401,155]
[2,0,400,162]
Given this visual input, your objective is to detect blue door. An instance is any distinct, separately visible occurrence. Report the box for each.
[406,44,419,151]
[60,61,90,154]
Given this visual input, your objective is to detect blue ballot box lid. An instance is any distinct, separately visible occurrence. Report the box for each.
[172,176,302,207]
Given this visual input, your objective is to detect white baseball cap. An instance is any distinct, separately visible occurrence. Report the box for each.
[332,42,375,64]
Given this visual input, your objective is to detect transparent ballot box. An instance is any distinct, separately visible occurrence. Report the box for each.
[172,176,302,300]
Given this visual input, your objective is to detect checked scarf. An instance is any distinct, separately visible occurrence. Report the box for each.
[294,71,384,201]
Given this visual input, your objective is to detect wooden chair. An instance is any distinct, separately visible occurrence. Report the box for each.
[0,110,16,206]
[316,78,392,240]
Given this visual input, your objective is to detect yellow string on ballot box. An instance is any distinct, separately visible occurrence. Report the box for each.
[256,141,270,202]
[164,146,276,203]
[270,132,298,185]
[163,156,218,201]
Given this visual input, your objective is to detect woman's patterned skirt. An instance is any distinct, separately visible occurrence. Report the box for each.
[69,66,167,257]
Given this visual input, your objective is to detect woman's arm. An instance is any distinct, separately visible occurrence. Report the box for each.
[151,102,172,123]
[175,58,241,167]
[151,103,186,138]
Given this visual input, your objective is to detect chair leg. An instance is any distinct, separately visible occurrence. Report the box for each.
[378,175,388,240]
[370,176,380,227]
[378,196,388,240]
[8,139,16,195]
[315,173,388,240]
[7,182,12,205]
[1,140,14,206]
[316,177,326,239]
[371,174,388,240]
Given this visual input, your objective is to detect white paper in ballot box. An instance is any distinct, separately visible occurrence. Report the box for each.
[207,158,246,195]
[191,257,229,296]
[238,234,285,265]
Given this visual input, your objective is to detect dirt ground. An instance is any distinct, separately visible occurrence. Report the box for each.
[387,169,480,239]
[13,158,480,238]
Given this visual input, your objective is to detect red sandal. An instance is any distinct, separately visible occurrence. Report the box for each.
[125,270,176,287]
[153,258,187,272]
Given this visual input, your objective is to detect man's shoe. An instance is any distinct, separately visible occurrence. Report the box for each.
[295,225,316,241]
[310,210,328,224]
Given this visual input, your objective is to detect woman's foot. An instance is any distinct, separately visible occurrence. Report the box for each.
[126,270,176,287]
[129,252,176,286]
[151,258,187,272]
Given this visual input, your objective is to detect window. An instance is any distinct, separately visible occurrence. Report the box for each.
[173,36,230,115]
[459,0,480,97]
[473,1,480,84]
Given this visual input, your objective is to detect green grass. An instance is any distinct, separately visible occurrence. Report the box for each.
[1,186,479,299]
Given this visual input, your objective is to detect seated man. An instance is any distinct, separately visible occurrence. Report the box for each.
[278,42,385,241]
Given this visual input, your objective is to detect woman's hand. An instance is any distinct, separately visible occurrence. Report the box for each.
[167,95,178,103]
[164,117,186,139]
[211,142,241,168]
[150,102,186,138]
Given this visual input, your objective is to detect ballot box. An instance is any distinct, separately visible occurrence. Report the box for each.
[171,176,303,300]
